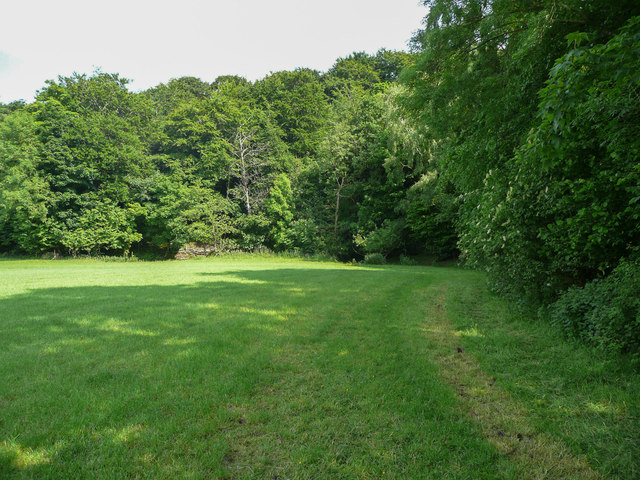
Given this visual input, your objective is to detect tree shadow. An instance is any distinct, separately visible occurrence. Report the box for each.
[0,272,297,477]
[0,265,446,478]
[4,264,634,478]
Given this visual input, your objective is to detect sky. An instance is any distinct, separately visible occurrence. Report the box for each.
[0,0,427,103]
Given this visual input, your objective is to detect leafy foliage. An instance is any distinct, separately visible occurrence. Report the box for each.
[2,5,639,358]
[401,2,640,354]
[459,15,640,303]
[363,253,386,265]
[550,256,640,361]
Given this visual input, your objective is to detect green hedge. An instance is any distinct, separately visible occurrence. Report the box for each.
[550,257,640,361]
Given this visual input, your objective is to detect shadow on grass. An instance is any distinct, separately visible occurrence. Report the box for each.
[1,266,448,479]
[0,265,637,479]
[0,273,285,477]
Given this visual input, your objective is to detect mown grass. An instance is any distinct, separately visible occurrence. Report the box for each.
[0,257,637,479]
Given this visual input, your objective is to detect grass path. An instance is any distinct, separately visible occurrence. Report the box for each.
[422,284,598,479]
[0,258,638,479]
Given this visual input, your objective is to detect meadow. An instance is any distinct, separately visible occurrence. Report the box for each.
[0,257,638,479]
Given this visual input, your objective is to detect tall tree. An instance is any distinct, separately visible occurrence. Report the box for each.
[255,69,328,159]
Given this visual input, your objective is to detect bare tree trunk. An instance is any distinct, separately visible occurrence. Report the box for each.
[334,176,346,237]
[240,152,251,215]
[244,184,252,215]
[229,125,269,215]
[236,128,252,214]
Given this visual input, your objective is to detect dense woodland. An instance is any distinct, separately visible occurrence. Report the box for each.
[1,0,639,358]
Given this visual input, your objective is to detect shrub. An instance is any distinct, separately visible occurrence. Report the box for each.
[362,219,405,257]
[458,18,640,308]
[399,254,417,266]
[286,218,324,255]
[549,256,640,361]
[364,253,386,265]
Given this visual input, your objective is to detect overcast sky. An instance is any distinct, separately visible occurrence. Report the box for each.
[0,0,427,102]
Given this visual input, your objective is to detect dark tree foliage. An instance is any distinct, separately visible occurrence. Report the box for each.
[1,50,434,261]
[1,3,636,357]
[401,1,640,356]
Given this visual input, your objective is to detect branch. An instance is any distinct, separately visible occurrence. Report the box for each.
[456,27,528,57]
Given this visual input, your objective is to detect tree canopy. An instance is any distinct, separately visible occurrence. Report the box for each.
[2,5,639,357]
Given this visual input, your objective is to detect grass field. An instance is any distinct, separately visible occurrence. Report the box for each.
[0,257,638,479]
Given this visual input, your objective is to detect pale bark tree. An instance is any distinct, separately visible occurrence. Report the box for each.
[228,124,270,215]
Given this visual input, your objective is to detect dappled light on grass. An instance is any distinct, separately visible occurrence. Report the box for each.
[163,337,197,346]
[238,306,294,322]
[0,440,60,469]
[585,401,625,416]
[0,259,507,478]
[0,258,638,479]
[104,424,147,444]
[96,319,159,337]
[419,285,598,479]
[455,327,484,338]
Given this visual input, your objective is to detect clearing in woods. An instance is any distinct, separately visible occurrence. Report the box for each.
[0,257,638,479]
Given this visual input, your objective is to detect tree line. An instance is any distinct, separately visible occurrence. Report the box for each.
[400,0,640,359]
[1,1,639,358]
[1,49,451,262]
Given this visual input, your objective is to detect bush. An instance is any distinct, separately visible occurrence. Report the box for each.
[361,219,405,257]
[458,19,640,308]
[286,219,325,255]
[399,254,417,266]
[549,256,640,361]
[364,253,386,265]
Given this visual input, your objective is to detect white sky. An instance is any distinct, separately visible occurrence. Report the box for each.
[0,0,427,102]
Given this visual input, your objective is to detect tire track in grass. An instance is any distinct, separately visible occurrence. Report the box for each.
[421,284,600,480]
